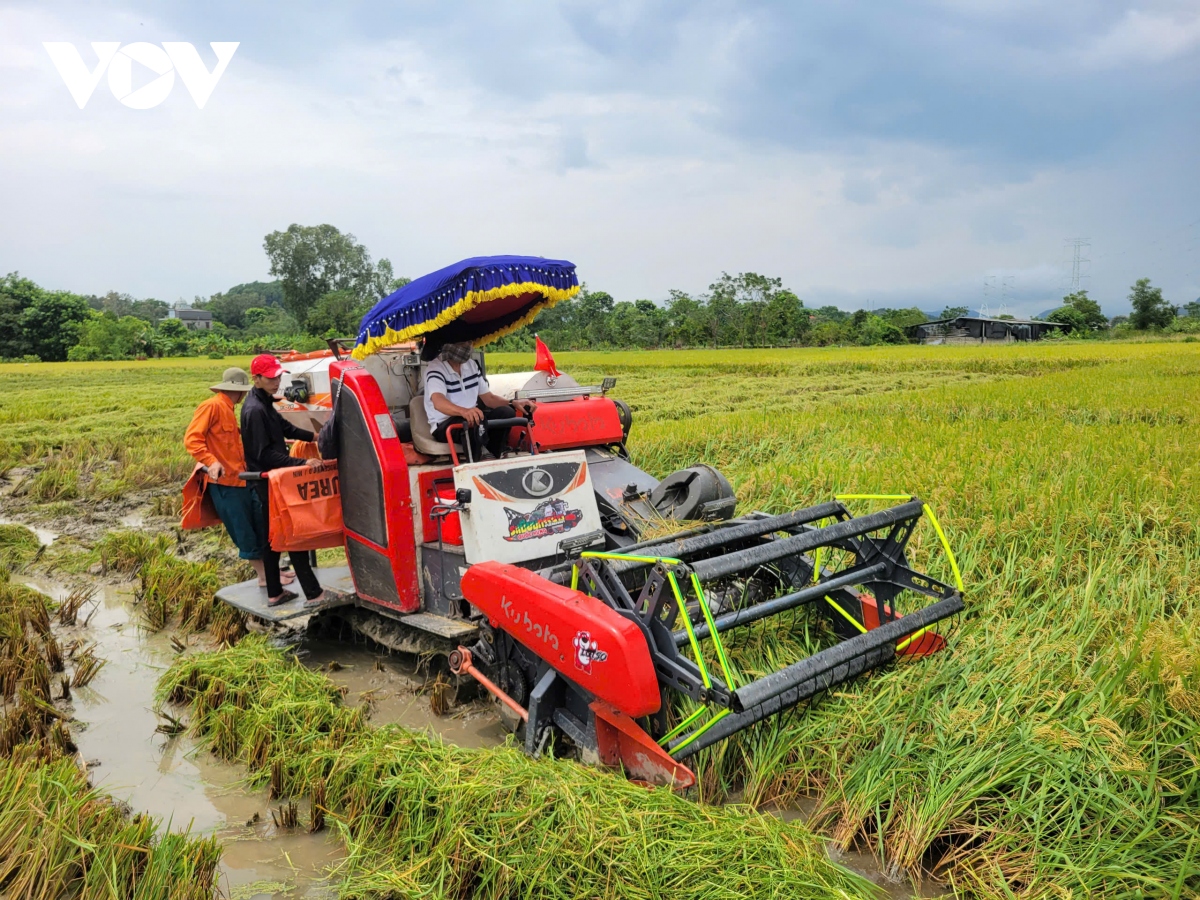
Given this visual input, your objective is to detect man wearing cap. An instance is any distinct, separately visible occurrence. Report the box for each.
[184,367,293,589]
[424,341,534,461]
[242,354,325,607]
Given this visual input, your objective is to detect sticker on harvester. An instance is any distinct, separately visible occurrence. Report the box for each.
[573,630,607,673]
[454,450,603,566]
[503,498,583,542]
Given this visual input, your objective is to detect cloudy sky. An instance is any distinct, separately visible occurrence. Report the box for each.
[2,1,1198,316]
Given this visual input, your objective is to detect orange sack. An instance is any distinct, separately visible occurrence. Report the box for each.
[289,440,321,460]
[181,463,221,530]
[267,462,345,552]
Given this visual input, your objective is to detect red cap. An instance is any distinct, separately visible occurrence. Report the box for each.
[250,354,283,378]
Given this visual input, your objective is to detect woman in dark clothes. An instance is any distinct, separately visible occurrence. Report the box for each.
[241,354,327,607]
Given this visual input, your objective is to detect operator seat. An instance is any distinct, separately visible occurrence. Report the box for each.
[408,396,453,458]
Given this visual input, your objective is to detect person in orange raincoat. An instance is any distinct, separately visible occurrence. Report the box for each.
[183,367,294,588]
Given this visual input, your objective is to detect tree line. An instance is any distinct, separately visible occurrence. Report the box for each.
[2,222,1194,362]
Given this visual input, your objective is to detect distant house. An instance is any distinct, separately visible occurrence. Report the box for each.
[165,305,213,330]
[908,315,1069,344]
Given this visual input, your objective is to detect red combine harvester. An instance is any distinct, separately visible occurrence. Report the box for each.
[216,256,964,787]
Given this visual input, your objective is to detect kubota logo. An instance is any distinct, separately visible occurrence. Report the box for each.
[42,42,239,109]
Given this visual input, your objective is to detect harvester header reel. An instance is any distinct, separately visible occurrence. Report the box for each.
[460,494,964,783]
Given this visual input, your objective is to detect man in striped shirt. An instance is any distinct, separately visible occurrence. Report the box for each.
[424,341,534,460]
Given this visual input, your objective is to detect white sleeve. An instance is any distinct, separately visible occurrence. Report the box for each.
[424,363,449,397]
[476,361,490,394]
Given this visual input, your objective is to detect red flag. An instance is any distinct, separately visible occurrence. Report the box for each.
[534,334,561,377]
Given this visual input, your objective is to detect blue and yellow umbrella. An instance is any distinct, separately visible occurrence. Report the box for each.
[352,255,579,360]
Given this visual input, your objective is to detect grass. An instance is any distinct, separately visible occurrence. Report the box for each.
[159,636,875,900]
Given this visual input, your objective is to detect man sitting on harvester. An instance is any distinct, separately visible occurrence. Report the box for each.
[424,340,535,460]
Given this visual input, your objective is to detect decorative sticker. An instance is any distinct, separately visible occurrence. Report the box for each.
[502,498,583,542]
[573,630,608,673]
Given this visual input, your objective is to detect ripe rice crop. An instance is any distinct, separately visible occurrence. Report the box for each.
[159,636,874,900]
[0,755,220,898]
[7,341,1200,896]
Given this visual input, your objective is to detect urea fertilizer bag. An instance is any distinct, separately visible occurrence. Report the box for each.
[267,462,344,552]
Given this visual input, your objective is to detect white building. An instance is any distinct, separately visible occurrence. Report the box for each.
[166,305,213,330]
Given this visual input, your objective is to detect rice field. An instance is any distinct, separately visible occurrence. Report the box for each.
[2,341,1199,897]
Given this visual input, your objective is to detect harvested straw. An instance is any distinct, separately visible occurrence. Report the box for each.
[0,755,220,898]
[0,525,40,573]
[159,637,873,900]
[55,584,95,626]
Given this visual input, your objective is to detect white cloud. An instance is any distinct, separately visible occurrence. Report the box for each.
[1079,8,1200,67]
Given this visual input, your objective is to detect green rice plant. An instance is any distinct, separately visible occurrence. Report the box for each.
[94,529,172,574]
[620,347,1200,897]
[137,553,231,638]
[24,452,80,502]
[0,525,40,572]
[0,755,220,898]
[159,637,874,900]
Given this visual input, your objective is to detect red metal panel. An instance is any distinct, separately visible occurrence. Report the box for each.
[417,467,456,542]
[523,397,624,452]
[334,362,421,613]
[591,701,695,788]
[460,561,661,719]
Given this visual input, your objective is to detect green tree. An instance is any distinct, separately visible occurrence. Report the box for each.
[69,313,147,360]
[877,307,928,330]
[815,306,849,323]
[263,224,393,329]
[20,290,91,361]
[1060,290,1108,330]
[1047,305,1088,334]
[664,290,708,347]
[1128,278,1174,330]
[939,306,968,320]
[577,289,615,346]
[306,289,373,336]
[0,273,45,359]
[196,280,284,329]
[88,291,167,323]
[763,289,809,344]
[707,273,784,347]
[1181,299,1200,318]
[155,318,191,355]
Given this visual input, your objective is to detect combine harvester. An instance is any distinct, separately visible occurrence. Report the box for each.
[216,255,964,787]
